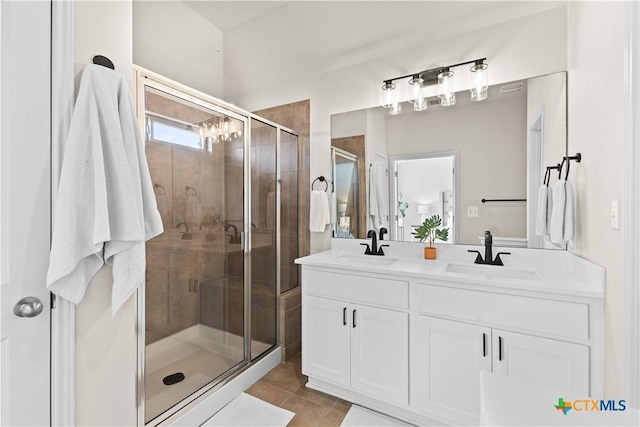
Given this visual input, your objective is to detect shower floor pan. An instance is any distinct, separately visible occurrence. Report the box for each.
[145,324,272,423]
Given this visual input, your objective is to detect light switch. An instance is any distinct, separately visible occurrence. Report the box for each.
[468,206,478,217]
[611,200,620,230]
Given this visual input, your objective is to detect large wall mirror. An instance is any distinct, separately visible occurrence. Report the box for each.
[331,72,568,249]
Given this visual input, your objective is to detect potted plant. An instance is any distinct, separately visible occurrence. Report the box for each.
[397,193,409,227]
[200,212,223,241]
[412,214,449,259]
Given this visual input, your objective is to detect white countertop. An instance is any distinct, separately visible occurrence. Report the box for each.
[480,373,639,426]
[295,239,605,299]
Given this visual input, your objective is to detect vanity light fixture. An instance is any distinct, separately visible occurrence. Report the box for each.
[381,57,488,114]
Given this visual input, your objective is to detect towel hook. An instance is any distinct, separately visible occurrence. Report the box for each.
[153,183,166,195]
[92,55,114,70]
[312,176,329,192]
[185,186,197,197]
[562,153,582,180]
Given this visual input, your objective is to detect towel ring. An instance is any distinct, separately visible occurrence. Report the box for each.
[312,176,329,192]
[153,183,166,195]
[185,186,197,197]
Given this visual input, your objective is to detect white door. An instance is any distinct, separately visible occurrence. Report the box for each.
[414,316,491,425]
[350,304,408,405]
[0,1,52,425]
[302,295,350,386]
[492,329,589,395]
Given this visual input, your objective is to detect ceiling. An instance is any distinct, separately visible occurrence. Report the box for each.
[182,1,565,98]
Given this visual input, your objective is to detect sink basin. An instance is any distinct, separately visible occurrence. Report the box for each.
[333,254,399,267]
[445,263,540,281]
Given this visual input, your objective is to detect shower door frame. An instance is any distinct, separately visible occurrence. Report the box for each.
[134,66,295,425]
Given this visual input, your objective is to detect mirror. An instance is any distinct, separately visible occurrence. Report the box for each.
[331,72,567,248]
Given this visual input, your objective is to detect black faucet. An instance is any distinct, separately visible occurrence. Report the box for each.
[379,227,388,241]
[467,230,510,266]
[176,222,192,240]
[224,223,240,244]
[361,229,389,256]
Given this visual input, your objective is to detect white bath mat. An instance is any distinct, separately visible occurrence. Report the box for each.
[202,392,294,426]
[341,405,414,427]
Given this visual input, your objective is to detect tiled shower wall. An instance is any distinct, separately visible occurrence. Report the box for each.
[254,100,310,360]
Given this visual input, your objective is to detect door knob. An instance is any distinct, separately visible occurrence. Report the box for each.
[13,297,44,318]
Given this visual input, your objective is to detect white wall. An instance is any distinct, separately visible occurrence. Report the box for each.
[331,109,367,139]
[231,7,568,253]
[74,1,137,425]
[567,1,625,398]
[387,95,527,244]
[133,0,224,98]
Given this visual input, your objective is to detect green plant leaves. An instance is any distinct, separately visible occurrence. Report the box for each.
[410,214,449,247]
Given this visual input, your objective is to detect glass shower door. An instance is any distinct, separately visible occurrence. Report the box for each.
[143,85,247,423]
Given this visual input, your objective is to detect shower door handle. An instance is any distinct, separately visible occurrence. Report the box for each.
[240,231,246,250]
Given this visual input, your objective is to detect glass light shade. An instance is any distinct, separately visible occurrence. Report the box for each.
[389,101,402,115]
[381,81,396,108]
[470,62,489,101]
[409,76,428,112]
[438,70,456,107]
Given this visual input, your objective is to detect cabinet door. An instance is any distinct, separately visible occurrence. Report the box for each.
[302,295,351,386]
[350,304,409,405]
[414,316,492,425]
[492,330,589,395]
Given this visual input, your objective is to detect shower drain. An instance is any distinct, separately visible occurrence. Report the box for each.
[163,372,185,386]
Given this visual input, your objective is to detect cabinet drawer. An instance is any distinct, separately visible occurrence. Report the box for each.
[417,284,589,340]
[303,269,409,309]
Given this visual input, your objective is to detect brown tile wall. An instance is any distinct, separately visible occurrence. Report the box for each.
[253,100,310,361]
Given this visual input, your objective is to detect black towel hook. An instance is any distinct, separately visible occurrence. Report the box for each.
[562,153,582,180]
[92,55,114,70]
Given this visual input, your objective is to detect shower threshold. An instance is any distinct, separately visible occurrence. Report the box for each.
[145,324,273,424]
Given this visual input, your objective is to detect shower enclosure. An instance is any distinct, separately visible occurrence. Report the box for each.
[136,68,299,424]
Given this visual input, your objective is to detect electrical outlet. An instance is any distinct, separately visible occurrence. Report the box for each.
[611,200,620,230]
[467,206,478,217]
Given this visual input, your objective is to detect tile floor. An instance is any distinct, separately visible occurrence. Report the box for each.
[246,353,352,426]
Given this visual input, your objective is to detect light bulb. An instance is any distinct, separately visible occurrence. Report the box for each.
[409,75,428,112]
[438,69,456,107]
[381,81,396,108]
[470,61,488,101]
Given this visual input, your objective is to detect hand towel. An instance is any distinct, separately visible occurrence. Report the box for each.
[155,193,169,227]
[185,193,200,226]
[549,179,567,245]
[546,185,553,235]
[266,191,276,230]
[563,180,575,243]
[369,165,387,229]
[47,64,163,315]
[310,190,330,232]
[535,184,548,236]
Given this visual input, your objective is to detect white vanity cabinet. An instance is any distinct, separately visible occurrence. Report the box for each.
[297,247,604,427]
[413,282,595,425]
[301,269,409,405]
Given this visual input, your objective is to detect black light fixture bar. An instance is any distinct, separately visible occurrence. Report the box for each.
[383,57,487,85]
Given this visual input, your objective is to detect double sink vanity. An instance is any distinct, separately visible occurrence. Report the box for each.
[295,238,604,426]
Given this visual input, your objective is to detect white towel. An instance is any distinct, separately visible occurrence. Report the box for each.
[549,179,567,245]
[369,165,387,229]
[535,184,548,236]
[546,185,553,235]
[155,193,169,227]
[47,64,163,315]
[266,191,276,230]
[309,190,330,232]
[185,193,200,226]
[564,180,575,243]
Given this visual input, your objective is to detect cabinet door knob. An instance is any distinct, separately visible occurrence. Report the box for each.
[343,307,347,326]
